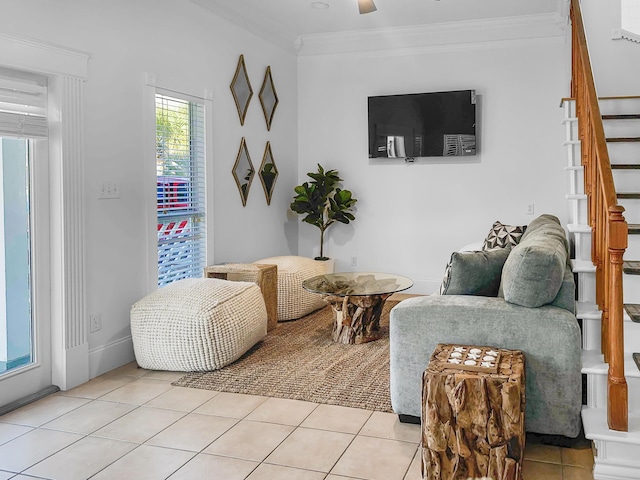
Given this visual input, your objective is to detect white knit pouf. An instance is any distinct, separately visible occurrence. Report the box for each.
[130,278,267,371]
[253,256,333,321]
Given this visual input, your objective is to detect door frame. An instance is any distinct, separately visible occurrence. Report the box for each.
[0,33,89,407]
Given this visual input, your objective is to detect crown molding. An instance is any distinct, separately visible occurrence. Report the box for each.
[190,0,298,54]
[0,33,89,79]
[297,13,567,57]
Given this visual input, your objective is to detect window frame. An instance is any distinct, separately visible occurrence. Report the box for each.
[143,75,213,293]
[613,0,640,43]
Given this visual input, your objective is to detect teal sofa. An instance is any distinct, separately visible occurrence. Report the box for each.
[389,214,582,437]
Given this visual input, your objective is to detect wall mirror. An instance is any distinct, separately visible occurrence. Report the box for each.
[230,55,253,126]
[232,137,255,206]
[259,141,279,205]
[259,66,279,131]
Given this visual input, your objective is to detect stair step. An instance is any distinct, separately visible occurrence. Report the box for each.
[577,301,635,322]
[567,223,591,234]
[624,261,640,274]
[618,193,640,199]
[582,406,640,447]
[582,351,640,413]
[566,193,587,201]
[603,114,640,120]
[607,137,640,143]
[582,407,640,480]
[576,301,601,320]
[572,259,596,273]
[625,304,640,322]
[612,164,640,169]
[582,350,640,378]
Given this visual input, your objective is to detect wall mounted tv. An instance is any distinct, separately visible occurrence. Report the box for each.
[368,89,477,159]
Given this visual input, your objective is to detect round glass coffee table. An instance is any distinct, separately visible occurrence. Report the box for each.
[302,272,413,344]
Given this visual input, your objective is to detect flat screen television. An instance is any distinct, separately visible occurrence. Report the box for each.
[368,89,477,159]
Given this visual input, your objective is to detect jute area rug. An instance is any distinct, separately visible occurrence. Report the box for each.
[172,300,399,413]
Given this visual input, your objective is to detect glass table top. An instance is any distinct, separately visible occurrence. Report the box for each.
[302,272,413,297]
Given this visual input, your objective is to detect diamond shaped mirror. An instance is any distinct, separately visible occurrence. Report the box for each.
[232,137,255,206]
[259,66,279,131]
[230,55,253,126]
[259,142,278,205]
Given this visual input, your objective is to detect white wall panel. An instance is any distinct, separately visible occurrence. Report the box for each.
[0,0,299,377]
[297,39,570,293]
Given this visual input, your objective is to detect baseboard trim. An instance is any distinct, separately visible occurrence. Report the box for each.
[88,335,135,379]
[593,461,640,480]
[0,385,60,416]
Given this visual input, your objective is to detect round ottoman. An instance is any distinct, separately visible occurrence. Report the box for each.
[253,256,333,321]
[130,278,267,371]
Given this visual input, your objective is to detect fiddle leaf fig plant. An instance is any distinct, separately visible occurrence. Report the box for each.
[290,164,357,260]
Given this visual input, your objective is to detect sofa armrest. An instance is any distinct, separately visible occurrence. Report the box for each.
[389,294,582,437]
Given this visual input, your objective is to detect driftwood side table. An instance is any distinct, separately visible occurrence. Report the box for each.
[422,343,525,480]
[301,272,413,344]
[204,263,277,332]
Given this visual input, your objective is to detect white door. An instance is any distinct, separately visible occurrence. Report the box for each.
[0,138,51,409]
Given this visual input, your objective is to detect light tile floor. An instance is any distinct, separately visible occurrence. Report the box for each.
[0,362,594,479]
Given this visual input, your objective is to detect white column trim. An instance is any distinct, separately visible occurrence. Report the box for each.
[49,75,88,389]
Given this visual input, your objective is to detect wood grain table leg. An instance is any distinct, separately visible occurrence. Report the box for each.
[323,293,391,344]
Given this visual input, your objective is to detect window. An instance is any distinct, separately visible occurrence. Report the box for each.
[617,0,640,42]
[0,69,47,376]
[155,93,206,287]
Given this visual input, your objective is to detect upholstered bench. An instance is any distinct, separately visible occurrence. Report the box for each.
[130,278,267,371]
[253,256,333,321]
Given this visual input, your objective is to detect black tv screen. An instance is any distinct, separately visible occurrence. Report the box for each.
[368,90,477,158]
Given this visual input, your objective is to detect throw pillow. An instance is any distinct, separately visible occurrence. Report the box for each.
[439,248,511,296]
[482,221,527,250]
[500,218,568,308]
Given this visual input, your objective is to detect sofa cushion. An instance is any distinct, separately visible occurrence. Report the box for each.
[500,216,568,308]
[482,221,527,250]
[439,248,511,296]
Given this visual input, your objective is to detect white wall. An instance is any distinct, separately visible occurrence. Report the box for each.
[1,0,299,376]
[298,39,571,293]
[581,0,640,96]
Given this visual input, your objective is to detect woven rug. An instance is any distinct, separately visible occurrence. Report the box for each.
[171,300,399,412]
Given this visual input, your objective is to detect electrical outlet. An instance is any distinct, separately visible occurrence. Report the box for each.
[526,203,535,215]
[90,313,102,333]
[351,256,358,267]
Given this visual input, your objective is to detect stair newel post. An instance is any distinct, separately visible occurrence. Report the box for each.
[607,205,628,432]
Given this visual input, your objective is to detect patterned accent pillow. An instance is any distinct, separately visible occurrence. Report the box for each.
[482,221,527,250]
[438,259,453,295]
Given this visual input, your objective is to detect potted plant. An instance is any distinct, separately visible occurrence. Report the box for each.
[290,164,357,261]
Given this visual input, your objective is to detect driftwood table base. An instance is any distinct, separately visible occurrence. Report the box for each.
[422,344,526,480]
[322,293,391,344]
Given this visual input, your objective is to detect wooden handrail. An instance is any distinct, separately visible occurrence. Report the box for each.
[570,0,628,432]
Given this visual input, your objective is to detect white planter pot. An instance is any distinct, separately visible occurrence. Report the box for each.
[314,258,335,273]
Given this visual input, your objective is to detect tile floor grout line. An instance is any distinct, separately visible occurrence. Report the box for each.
[401,443,421,480]
[1,362,595,480]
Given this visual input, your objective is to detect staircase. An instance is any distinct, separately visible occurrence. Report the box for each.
[564,93,640,479]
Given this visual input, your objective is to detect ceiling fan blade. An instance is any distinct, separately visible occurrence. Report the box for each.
[358,0,377,14]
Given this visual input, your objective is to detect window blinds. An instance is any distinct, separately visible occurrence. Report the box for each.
[155,93,206,287]
[0,71,47,139]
